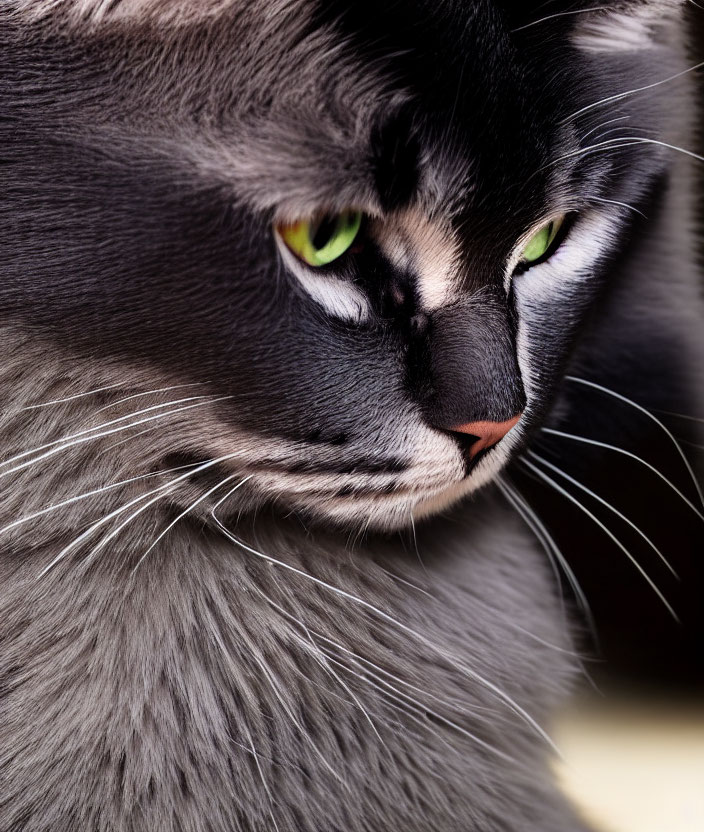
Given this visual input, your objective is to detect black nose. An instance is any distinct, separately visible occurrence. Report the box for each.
[419,290,526,436]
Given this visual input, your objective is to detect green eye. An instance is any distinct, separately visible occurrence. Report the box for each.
[520,215,567,265]
[277,210,363,267]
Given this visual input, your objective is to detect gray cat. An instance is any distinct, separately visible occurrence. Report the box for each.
[1,1,702,830]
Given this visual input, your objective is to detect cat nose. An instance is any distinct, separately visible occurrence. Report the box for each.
[450,414,522,459]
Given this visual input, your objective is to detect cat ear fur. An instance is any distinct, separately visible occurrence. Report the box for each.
[5,0,236,25]
[10,0,687,34]
[571,1,687,54]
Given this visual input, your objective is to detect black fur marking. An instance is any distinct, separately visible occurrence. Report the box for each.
[370,106,421,212]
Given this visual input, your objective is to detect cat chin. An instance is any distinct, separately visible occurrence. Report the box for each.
[300,471,495,533]
[277,437,520,533]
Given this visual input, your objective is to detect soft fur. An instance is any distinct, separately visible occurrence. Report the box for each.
[0,1,702,830]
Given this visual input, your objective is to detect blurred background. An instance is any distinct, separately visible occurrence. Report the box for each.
[525,10,704,828]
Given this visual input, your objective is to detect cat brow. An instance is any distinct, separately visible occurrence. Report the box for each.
[370,108,421,212]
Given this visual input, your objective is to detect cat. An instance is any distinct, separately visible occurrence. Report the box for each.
[1,1,702,830]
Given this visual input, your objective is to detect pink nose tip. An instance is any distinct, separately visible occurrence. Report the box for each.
[451,414,522,459]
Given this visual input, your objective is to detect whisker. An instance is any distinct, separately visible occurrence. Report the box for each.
[520,458,678,621]
[677,439,704,451]
[496,478,565,602]
[378,565,434,599]
[497,478,597,640]
[542,427,704,523]
[95,425,162,455]
[527,450,678,577]
[0,460,207,538]
[543,137,654,169]
[320,646,505,764]
[1,395,212,470]
[204,624,291,829]
[19,382,124,410]
[309,639,482,765]
[266,600,483,719]
[511,5,611,33]
[408,510,431,578]
[38,454,238,577]
[531,138,648,178]
[562,60,704,123]
[261,595,386,747]
[247,647,347,787]
[241,722,281,832]
[605,135,704,164]
[652,409,704,424]
[589,195,647,218]
[579,115,630,142]
[131,474,253,575]
[210,507,560,756]
[0,397,232,481]
[93,384,205,414]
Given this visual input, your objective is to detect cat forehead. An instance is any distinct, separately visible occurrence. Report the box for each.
[6,0,671,220]
[5,2,529,223]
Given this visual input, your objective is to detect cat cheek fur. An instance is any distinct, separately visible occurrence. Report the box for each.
[1,1,702,831]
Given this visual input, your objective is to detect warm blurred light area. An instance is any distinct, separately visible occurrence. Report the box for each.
[555,690,704,832]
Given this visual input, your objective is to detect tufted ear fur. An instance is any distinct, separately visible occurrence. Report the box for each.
[4,0,242,25]
[571,0,687,54]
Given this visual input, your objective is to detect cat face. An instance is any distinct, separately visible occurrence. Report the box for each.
[0,0,686,530]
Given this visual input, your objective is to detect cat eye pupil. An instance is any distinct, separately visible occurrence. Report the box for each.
[311,215,338,250]
[277,210,363,267]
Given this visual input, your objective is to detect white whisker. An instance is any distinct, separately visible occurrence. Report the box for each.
[542,427,704,523]
[589,195,646,218]
[497,478,597,640]
[512,6,611,33]
[653,409,704,424]
[579,115,630,142]
[204,624,285,831]
[38,455,238,577]
[378,565,434,598]
[1,397,232,481]
[211,510,560,756]
[528,450,678,577]
[563,60,704,123]
[242,723,281,832]
[521,458,678,620]
[320,647,493,763]
[95,425,162,455]
[131,474,252,575]
[1,395,213,470]
[248,645,347,787]
[271,607,386,747]
[93,384,205,414]
[408,509,431,579]
[19,382,124,410]
[607,135,704,164]
[0,460,206,538]
[544,137,652,169]
[266,600,482,719]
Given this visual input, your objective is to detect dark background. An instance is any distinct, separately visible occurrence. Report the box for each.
[511,7,704,693]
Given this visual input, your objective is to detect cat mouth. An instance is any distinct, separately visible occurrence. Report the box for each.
[166,428,514,531]
[166,418,517,530]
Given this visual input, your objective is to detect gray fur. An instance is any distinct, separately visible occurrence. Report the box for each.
[1,1,702,830]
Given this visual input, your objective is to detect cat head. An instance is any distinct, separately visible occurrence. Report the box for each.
[0,0,690,531]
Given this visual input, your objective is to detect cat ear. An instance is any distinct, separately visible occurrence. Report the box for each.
[571,1,686,54]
